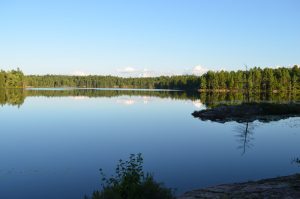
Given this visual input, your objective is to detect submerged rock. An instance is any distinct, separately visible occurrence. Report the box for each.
[192,103,300,123]
[178,174,300,199]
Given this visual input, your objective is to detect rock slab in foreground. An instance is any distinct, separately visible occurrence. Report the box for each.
[178,174,300,199]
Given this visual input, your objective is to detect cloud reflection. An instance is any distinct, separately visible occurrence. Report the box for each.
[70,96,89,100]
[116,98,136,105]
[192,99,206,109]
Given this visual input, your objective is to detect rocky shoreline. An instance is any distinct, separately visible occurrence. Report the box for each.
[178,174,300,199]
[192,103,300,123]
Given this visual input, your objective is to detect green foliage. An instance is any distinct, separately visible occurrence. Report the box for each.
[0,89,25,106]
[200,66,300,92]
[85,153,175,199]
[25,75,200,90]
[0,71,5,88]
[0,68,24,88]
[1,66,300,92]
[25,66,300,92]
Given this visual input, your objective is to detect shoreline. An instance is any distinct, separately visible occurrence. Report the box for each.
[192,102,300,123]
[178,173,300,199]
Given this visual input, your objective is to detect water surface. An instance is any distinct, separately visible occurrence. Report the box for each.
[0,89,299,199]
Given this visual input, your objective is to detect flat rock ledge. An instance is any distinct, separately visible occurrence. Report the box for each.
[178,174,300,199]
[192,103,300,123]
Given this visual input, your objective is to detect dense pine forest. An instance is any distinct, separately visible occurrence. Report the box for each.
[0,65,300,92]
[25,74,201,90]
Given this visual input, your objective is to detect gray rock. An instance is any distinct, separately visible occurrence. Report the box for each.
[178,174,300,199]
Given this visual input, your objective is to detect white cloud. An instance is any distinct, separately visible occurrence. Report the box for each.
[115,65,209,77]
[191,65,208,76]
[116,67,159,77]
[71,70,89,76]
[117,67,137,74]
[138,68,156,77]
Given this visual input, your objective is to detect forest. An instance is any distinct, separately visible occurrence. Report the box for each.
[0,66,299,92]
[0,68,25,88]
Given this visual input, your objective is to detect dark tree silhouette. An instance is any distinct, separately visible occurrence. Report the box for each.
[235,122,255,155]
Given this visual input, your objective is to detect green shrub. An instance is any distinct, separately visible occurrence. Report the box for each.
[85,153,175,199]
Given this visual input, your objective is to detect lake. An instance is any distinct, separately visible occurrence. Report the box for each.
[0,88,299,199]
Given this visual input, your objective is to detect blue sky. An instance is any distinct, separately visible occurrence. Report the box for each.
[0,0,299,76]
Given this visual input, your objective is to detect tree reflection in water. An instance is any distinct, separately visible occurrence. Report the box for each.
[292,157,300,166]
[235,122,254,155]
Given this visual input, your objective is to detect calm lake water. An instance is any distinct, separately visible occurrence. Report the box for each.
[0,89,299,199]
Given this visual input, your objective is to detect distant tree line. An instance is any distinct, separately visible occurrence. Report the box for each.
[199,65,300,92]
[1,66,300,92]
[25,75,200,90]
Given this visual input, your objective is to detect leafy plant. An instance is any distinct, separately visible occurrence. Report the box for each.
[85,153,175,199]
